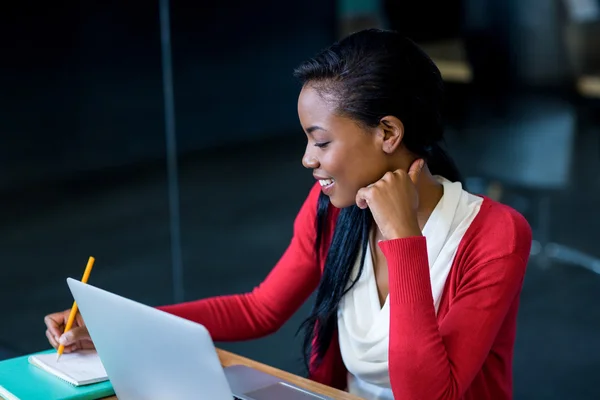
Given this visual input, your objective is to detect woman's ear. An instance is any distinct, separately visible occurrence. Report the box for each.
[378,116,404,154]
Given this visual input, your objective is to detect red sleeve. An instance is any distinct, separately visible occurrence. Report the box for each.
[379,236,528,400]
[158,183,323,341]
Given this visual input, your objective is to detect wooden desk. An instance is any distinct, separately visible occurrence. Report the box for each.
[103,348,361,400]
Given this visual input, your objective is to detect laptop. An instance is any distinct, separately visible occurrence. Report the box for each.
[66,278,331,400]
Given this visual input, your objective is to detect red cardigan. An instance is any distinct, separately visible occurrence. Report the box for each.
[159,182,532,399]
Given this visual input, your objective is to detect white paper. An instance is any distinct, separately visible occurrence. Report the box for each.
[28,350,108,386]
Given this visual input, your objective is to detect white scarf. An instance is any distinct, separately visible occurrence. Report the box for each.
[337,177,483,399]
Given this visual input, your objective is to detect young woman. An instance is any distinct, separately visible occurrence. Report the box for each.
[44,29,532,399]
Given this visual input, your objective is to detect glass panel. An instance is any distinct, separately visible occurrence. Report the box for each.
[0,3,172,358]
[170,0,336,374]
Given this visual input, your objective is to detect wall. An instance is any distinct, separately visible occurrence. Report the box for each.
[0,1,335,193]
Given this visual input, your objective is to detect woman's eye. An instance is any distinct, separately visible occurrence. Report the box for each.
[314,142,330,148]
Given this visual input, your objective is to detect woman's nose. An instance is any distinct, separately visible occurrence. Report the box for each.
[302,148,319,169]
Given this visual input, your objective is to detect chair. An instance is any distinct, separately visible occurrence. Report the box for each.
[453,93,600,274]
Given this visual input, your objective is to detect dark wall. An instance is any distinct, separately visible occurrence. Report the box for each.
[0,1,335,192]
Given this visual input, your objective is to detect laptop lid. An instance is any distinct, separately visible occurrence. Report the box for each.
[66,278,233,400]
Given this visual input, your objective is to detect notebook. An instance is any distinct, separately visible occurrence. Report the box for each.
[28,350,108,386]
[0,349,114,400]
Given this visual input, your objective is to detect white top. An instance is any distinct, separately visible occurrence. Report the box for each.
[337,177,483,399]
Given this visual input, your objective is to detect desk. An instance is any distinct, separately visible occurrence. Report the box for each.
[103,348,361,400]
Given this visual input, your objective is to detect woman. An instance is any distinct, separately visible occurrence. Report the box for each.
[44,29,532,399]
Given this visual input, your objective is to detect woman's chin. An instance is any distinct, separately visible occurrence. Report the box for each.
[328,196,355,209]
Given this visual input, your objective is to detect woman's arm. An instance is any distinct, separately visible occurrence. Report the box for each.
[380,233,529,400]
[159,183,323,341]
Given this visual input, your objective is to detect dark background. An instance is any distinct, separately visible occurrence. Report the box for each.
[1,1,600,398]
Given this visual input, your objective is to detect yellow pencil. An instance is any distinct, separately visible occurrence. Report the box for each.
[56,256,95,361]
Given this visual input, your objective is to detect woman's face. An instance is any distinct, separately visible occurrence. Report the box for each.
[297,85,392,208]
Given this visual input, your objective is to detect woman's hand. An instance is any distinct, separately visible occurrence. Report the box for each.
[44,309,95,353]
[355,159,425,240]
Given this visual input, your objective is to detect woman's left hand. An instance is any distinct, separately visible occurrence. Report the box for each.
[355,159,425,240]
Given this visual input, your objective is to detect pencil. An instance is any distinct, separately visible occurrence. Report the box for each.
[56,256,95,361]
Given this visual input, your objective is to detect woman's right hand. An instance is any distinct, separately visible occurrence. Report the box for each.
[44,309,95,353]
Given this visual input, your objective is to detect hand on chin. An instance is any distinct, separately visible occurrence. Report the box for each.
[354,159,425,240]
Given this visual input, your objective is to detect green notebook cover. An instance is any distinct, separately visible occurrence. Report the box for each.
[0,349,114,400]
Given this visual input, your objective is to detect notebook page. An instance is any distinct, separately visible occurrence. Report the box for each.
[28,350,108,386]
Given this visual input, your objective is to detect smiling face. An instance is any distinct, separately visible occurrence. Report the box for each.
[298,84,397,208]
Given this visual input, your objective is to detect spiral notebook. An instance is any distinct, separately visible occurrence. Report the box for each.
[0,349,114,400]
[28,350,108,386]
